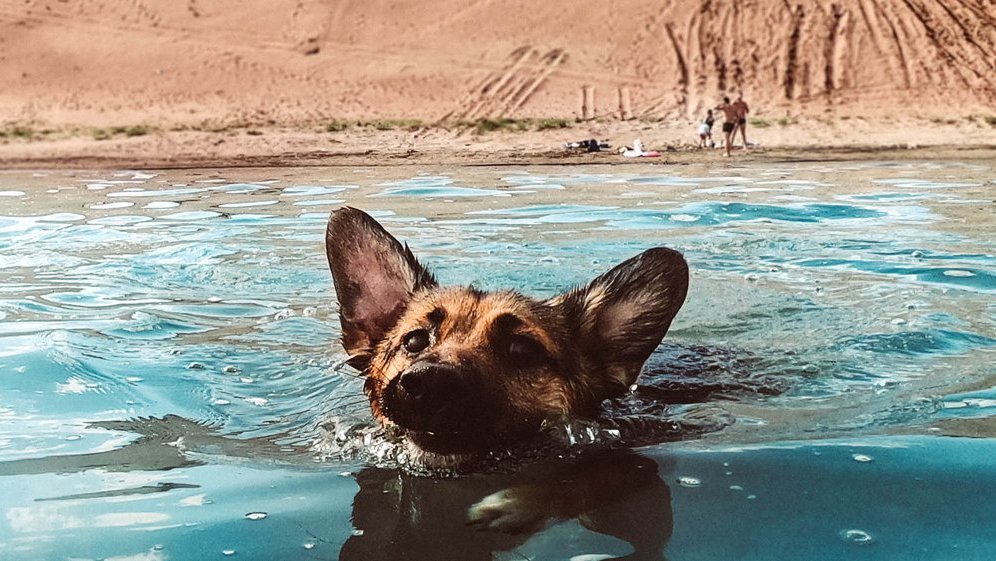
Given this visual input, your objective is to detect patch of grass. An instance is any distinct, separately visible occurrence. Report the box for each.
[112,125,151,137]
[369,119,424,131]
[325,120,351,132]
[535,118,572,131]
[126,125,151,137]
[472,118,532,134]
[0,125,38,139]
[91,125,154,140]
[984,115,996,127]
[748,117,772,128]
[246,129,264,136]
[776,117,797,127]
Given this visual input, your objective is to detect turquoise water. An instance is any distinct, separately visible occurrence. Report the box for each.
[0,162,994,560]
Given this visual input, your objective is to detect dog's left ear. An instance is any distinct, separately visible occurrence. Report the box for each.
[550,248,688,393]
[326,207,437,370]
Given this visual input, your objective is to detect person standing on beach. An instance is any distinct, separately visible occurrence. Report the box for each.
[715,97,737,156]
[698,109,715,148]
[732,93,750,148]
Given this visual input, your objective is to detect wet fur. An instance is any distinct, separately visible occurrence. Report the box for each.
[326,207,689,464]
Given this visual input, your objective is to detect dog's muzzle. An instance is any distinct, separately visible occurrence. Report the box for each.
[382,361,493,436]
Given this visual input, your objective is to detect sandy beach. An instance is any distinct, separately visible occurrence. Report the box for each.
[2,0,994,169]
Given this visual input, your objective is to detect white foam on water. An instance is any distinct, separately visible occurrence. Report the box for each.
[89,201,135,210]
[144,201,181,209]
[159,211,221,221]
[217,200,279,208]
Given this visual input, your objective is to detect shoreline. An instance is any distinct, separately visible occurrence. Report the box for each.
[2,145,995,172]
[1,123,994,171]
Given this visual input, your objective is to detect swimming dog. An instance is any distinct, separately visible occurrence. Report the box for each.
[325,207,688,467]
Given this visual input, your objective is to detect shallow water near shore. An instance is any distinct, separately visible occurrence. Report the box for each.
[0,161,994,560]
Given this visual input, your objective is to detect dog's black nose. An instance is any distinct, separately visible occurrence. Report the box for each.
[395,362,468,412]
[398,370,426,399]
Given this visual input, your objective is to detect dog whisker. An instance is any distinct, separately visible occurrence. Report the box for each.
[335,399,374,410]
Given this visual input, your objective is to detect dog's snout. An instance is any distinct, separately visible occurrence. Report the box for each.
[397,362,467,404]
[398,370,426,399]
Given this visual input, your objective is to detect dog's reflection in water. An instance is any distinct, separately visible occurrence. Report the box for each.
[0,417,672,561]
[341,450,673,561]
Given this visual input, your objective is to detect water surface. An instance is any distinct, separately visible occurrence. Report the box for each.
[0,162,994,560]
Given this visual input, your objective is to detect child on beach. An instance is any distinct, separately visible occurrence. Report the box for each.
[698,109,715,148]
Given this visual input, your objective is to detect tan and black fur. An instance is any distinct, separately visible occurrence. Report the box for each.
[326,207,689,463]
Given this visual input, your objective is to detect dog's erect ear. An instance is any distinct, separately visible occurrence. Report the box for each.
[326,207,436,369]
[550,248,688,393]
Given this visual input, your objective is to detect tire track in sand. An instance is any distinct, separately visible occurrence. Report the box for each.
[443,46,568,122]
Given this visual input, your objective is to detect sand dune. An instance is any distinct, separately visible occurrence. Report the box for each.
[2,0,993,128]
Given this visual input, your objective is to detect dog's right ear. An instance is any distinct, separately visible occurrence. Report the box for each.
[326,207,436,370]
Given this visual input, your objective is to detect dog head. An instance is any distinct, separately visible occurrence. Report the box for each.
[326,207,688,458]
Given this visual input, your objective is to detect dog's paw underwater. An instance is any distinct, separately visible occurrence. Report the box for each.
[318,207,749,471]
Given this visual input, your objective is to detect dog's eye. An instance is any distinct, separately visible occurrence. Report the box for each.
[504,335,547,366]
[402,329,431,354]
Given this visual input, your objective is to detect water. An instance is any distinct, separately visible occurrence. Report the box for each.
[0,162,994,560]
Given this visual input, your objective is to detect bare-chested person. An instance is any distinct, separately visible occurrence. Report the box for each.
[732,93,750,148]
[715,96,737,157]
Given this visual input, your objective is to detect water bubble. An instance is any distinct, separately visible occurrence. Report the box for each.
[65,435,82,441]
[303,543,316,550]
[244,512,268,520]
[730,485,744,491]
[746,494,757,500]
[208,296,222,303]
[187,362,207,370]
[743,273,759,282]
[213,399,231,406]
[802,364,819,374]
[852,453,874,463]
[222,550,236,556]
[840,529,875,545]
[890,318,907,325]
[677,476,701,488]
[125,376,143,383]
[239,377,254,384]
[222,365,240,374]
[911,250,924,258]
[351,529,365,537]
